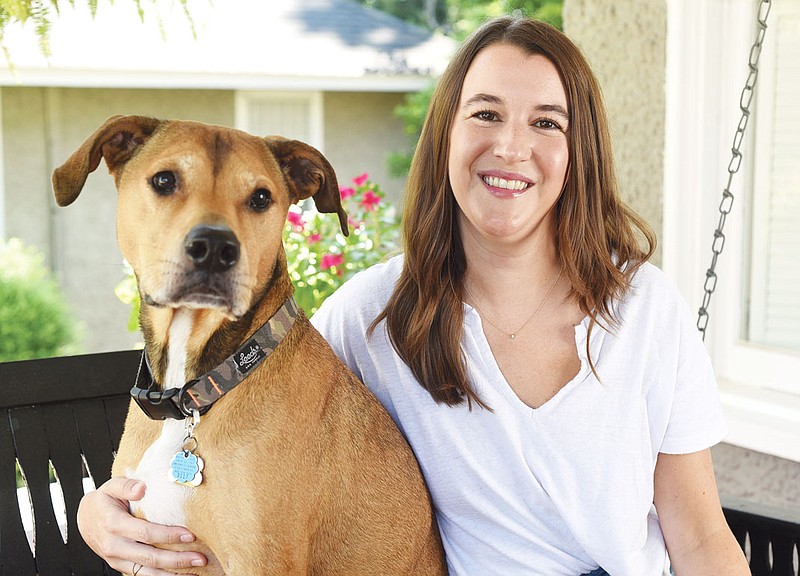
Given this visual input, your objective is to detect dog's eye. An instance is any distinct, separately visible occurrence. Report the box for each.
[249,188,272,212]
[151,171,177,196]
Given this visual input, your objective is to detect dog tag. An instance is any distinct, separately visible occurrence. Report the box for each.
[169,450,204,487]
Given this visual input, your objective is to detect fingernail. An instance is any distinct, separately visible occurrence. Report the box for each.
[180,533,195,543]
[192,558,205,566]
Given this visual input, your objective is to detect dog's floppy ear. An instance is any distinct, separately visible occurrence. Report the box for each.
[52,115,162,207]
[264,136,349,237]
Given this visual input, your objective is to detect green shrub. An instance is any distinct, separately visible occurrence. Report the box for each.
[0,238,80,361]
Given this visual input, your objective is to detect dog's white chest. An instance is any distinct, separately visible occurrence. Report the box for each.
[128,310,195,525]
[127,419,192,525]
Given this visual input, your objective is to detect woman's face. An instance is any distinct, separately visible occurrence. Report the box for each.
[448,43,569,250]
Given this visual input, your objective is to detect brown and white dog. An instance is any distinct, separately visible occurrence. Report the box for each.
[52,115,446,575]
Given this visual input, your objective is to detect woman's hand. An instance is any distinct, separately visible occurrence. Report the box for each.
[77,477,207,576]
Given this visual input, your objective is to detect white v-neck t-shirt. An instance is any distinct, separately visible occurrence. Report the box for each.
[311,255,727,576]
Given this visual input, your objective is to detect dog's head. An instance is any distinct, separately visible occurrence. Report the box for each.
[52,115,347,320]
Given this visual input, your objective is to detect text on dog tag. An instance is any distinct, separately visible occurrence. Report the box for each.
[169,450,204,487]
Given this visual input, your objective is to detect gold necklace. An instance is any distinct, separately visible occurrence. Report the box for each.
[464,266,563,340]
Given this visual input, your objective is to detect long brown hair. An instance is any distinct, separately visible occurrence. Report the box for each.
[371,17,656,407]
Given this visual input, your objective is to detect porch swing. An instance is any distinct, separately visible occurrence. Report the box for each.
[694,1,800,574]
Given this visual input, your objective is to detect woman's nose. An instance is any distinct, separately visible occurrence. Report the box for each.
[494,122,532,163]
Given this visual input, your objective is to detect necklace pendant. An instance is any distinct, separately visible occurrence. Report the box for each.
[510,334,516,340]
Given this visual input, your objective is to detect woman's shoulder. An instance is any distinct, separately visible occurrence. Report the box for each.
[628,261,683,302]
[619,260,697,331]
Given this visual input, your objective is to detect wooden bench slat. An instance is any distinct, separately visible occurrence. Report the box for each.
[0,408,37,575]
[770,534,798,574]
[43,402,108,575]
[0,351,140,408]
[73,398,123,488]
[12,405,73,575]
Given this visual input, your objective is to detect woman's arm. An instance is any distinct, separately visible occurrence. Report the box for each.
[654,449,749,575]
[77,477,207,575]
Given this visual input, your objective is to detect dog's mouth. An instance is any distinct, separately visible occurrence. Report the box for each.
[175,291,230,308]
[142,272,246,318]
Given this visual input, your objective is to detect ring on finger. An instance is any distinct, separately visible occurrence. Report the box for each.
[132,562,143,576]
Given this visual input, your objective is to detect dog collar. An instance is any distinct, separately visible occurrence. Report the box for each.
[131,296,300,420]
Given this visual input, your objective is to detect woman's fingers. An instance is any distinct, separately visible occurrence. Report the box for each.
[106,539,204,576]
[77,477,206,575]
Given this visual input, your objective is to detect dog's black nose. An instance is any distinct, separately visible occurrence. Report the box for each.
[184,225,240,272]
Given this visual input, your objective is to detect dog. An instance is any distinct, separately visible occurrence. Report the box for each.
[52,115,446,575]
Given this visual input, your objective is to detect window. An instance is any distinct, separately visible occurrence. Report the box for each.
[746,4,800,352]
[235,91,324,152]
[664,0,800,462]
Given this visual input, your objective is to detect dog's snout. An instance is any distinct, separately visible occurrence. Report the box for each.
[184,225,240,272]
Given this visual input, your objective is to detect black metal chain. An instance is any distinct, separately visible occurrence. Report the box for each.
[696,0,772,340]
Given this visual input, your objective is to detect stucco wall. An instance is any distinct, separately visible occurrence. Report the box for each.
[323,91,408,205]
[2,88,52,261]
[563,0,667,264]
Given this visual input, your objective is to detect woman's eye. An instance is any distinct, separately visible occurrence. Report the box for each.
[534,118,563,131]
[248,188,272,212]
[150,171,177,195]
[472,110,498,122]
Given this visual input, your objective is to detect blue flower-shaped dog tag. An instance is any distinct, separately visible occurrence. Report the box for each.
[169,450,204,487]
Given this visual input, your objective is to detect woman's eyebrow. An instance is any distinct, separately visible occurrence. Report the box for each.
[537,103,570,121]
[461,93,502,108]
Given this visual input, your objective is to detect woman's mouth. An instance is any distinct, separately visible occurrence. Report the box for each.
[481,174,532,196]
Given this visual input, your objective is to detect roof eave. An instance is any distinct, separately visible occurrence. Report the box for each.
[0,69,437,92]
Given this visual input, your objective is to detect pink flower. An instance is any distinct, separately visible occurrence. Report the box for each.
[320,253,344,274]
[360,190,381,212]
[353,173,368,186]
[308,233,322,244]
[339,186,355,199]
[286,210,304,231]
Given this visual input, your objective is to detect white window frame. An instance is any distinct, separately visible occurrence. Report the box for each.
[744,2,800,356]
[234,91,324,152]
[664,0,800,462]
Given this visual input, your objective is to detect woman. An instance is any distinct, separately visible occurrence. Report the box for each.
[78,17,749,575]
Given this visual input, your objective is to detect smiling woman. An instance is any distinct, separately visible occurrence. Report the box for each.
[345,15,749,575]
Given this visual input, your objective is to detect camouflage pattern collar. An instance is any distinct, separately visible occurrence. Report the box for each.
[131,297,300,420]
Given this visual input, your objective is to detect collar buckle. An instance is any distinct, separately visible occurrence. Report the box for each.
[131,385,188,420]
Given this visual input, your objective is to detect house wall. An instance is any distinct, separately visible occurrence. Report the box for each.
[3,88,53,261]
[2,87,407,353]
[563,0,667,264]
[323,91,408,205]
